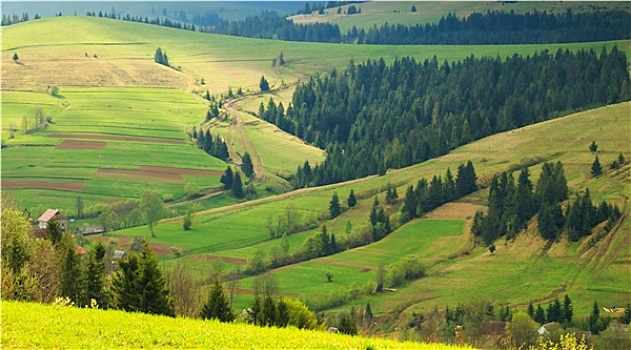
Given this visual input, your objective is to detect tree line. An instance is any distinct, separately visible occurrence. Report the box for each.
[472,161,622,246]
[261,47,629,187]
[345,10,631,44]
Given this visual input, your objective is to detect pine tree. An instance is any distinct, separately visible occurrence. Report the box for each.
[200,279,234,322]
[534,304,546,325]
[58,233,83,304]
[232,172,244,198]
[137,243,174,316]
[241,152,254,178]
[329,193,341,218]
[562,294,573,324]
[220,167,233,190]
[112,253,141,312]
[589,140,598,152]
[86,243,107,308]
[591,155,603,177]
[365,302,373,325]
[259,75,270,92]
[347,189,357,208]
[618,152,626,165]
[12,52,19,62]
[527,302,535,319]
[262,296,277,326]
[277,298,289,327]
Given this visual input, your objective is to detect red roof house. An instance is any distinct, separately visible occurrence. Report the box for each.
[37,209,67,231]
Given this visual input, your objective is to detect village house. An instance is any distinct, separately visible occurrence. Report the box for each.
[37,209,67,231]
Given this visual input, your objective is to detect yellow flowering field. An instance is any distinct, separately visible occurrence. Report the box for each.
[1,301,470,349]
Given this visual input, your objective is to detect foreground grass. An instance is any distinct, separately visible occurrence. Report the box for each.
[1,301,468,349]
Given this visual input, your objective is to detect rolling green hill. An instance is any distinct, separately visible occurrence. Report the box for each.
[2,15,629,216]
[108,102,630,320]
[1,14,630,343]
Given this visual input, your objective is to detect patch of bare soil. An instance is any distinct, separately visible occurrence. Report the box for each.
[424,202,488,219]
[95,168,184,184]
[56,140,106,149]
[140,165,223,177]
[48,133,184,144]
[2,180,84,191]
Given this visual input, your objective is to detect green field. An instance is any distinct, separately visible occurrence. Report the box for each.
[2,301,468,349]
[1,87,224,215]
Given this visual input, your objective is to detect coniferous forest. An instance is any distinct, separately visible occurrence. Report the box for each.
[259,47,630,187]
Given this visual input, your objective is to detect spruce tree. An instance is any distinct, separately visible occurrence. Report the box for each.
[562,294,573,324]
[86,243,107,308]
[329,193,341,218]
[241,152,254,178]
[112,253,141,312]
[12,52,19,62]
[534,304,546,325]
[589,140,598,152]
[277,298,289,327]
[220,167,233,190]
[347,189,357,208]
[259,75,270,92]
[232,172,245,198]
[591,155,603,177]
[138,243,174,316]
[200,279,234,322]
[58,233,83,304]
[262,296,277,326]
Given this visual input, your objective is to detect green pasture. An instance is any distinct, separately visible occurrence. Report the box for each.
[2,87,226,214]
[3,17,629,94]
[292,1,631,33]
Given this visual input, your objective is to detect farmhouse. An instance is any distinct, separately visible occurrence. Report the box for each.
[37,209,67,231]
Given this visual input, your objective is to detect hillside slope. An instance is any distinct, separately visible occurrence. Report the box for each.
[1,301,468,349]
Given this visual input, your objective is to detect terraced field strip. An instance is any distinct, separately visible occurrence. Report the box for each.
[95,168,185,184]
[1,180,85,191]
[56,140,106,149]
[47,133,185,144]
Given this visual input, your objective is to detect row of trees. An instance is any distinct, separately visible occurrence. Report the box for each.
[1,13,40,26]
[472,162,622,245]
[527,295,574,326]
[154,47,170,67]
[400,161,477,224]
[219,167,245,198]
[344,10,631,44]
[261,47,629,187]
[192,128,229,161]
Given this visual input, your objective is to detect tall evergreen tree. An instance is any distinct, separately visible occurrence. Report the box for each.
[347,189,357,208]
[137,243,174,316]
[591,155,603,177]
[200,279,234,322]
[241,152,255,178]
[232,172,245,198]
[220,167,233,190]
[259,75,270,92]
[329,193,342,218]
[112,253,141,312]
[86,242,107,308]
[562,294,573,324]
[58,233,83,304]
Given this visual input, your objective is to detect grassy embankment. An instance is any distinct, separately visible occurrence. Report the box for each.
[1,301,470,349]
